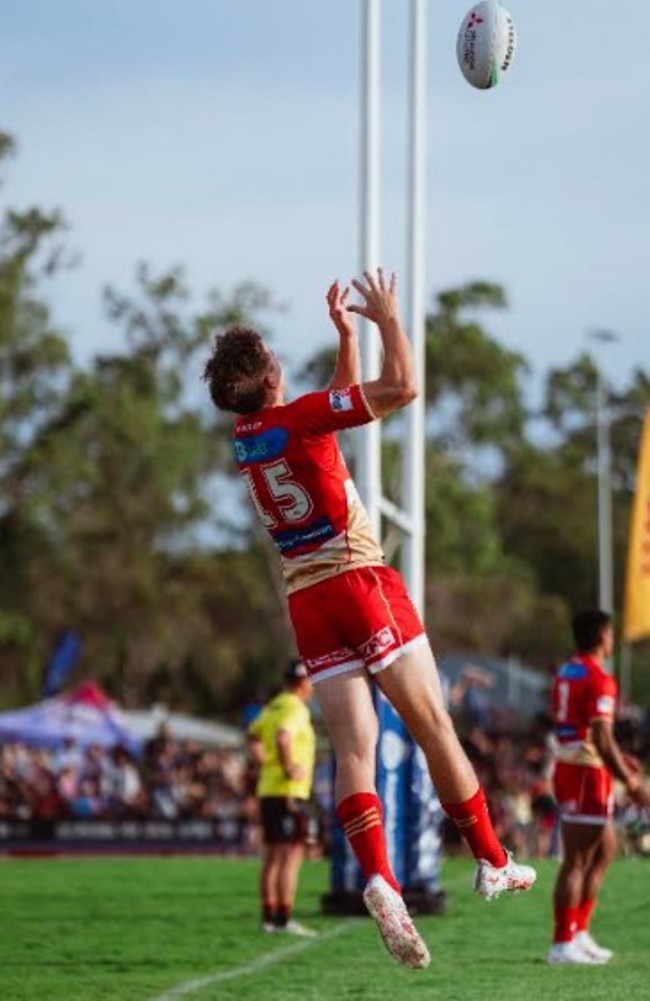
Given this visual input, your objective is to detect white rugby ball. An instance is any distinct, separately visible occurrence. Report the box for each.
[456,2,517,90]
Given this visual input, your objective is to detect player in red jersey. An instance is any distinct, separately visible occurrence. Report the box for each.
[548,609,650,965]
[204,268,536,968]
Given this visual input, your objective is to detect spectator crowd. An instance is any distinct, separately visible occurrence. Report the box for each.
[1,678,648,858]
[445,665,650,860]
[0,729,254,828]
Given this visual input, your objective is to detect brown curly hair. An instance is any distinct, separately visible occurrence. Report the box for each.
[203,326,273,414]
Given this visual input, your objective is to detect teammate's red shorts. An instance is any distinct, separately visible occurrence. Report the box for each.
[287,564,427,684]
[553,761,613,824]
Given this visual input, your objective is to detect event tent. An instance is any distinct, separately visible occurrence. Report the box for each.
[121,707,244,749]
[0,682,141,755]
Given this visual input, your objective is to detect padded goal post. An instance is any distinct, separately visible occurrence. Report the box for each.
[323,0,445,917]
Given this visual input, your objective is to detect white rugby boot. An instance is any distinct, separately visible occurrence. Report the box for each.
[363,874,431,969]
[282,919,318,937]
[474,850,537,900]
[547,940,607,965]
[574,930,613,962]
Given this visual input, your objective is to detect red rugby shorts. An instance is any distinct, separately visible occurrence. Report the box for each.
[553,761,613,824]
[288,564,427,684]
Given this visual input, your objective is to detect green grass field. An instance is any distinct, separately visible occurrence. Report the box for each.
[1,854,648,1001]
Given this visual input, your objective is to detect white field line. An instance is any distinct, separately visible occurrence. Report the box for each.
[147,920,356,1001]
[147,868,480,1001]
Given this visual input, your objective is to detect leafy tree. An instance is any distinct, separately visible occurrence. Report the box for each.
[423,447,507,576]
[18,265,284,708]
[425,282,528,456]
[0,133,76,699]
[0,132,287,709]
[498,354,644,619]
[4,126,650,711]
[496,442,599,609]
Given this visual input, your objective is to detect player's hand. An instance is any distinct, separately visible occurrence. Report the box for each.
[286,763,307,781]
[626,775,650,809]
[630,787,650,809]
[327,281,356,338]
[623,752,642,775]
[348,268,399,326]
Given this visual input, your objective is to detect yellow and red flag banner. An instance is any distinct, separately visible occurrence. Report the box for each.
[624,407,650,642]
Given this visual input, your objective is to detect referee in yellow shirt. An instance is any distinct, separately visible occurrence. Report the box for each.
[247,660,317,936]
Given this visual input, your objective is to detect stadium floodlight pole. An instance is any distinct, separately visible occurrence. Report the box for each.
[402,0,428,616]
[589,329,618,616]
[357,0,383,540]
[596,367,614,613]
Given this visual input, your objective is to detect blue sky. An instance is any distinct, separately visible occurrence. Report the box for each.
[2,0,649,393]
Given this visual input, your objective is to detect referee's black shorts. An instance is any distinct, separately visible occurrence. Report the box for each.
[259,796,310,845]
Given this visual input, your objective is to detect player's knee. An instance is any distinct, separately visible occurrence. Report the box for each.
[335,744,376,784]
[345,744,376,772]
[408,701,454,744]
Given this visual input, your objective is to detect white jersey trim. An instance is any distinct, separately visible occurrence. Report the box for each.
[308,633,428,685]
[358,384,379,421]
[559,813,610,826]
[367,633,428,675]
[309,659,365,685]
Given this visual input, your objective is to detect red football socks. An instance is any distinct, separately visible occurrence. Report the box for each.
[274,904,291,928]
[576,898,596,933]
[336,791,401,893]
[441,787,507,868]
[554,904,580,943]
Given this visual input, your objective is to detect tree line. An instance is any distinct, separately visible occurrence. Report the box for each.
[1,131,648,714]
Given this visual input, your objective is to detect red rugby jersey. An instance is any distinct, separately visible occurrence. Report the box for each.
[233,386,384,593]
[552,654,618,767]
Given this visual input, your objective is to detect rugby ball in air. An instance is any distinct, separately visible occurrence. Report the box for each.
[457,2,517,90]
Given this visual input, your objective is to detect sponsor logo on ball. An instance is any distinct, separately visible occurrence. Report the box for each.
[461,23,480,71]
[501,17,516,71]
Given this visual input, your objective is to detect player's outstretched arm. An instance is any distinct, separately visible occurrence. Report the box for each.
[327,280,361,389]
[348,269,418,418]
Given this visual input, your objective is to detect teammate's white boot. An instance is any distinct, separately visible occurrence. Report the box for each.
[282,919,318,937]
[263,919,317,936]
[363,874,431,969]
[574,930,613,962]
[474,850,537,900]
[547,939,607,965]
